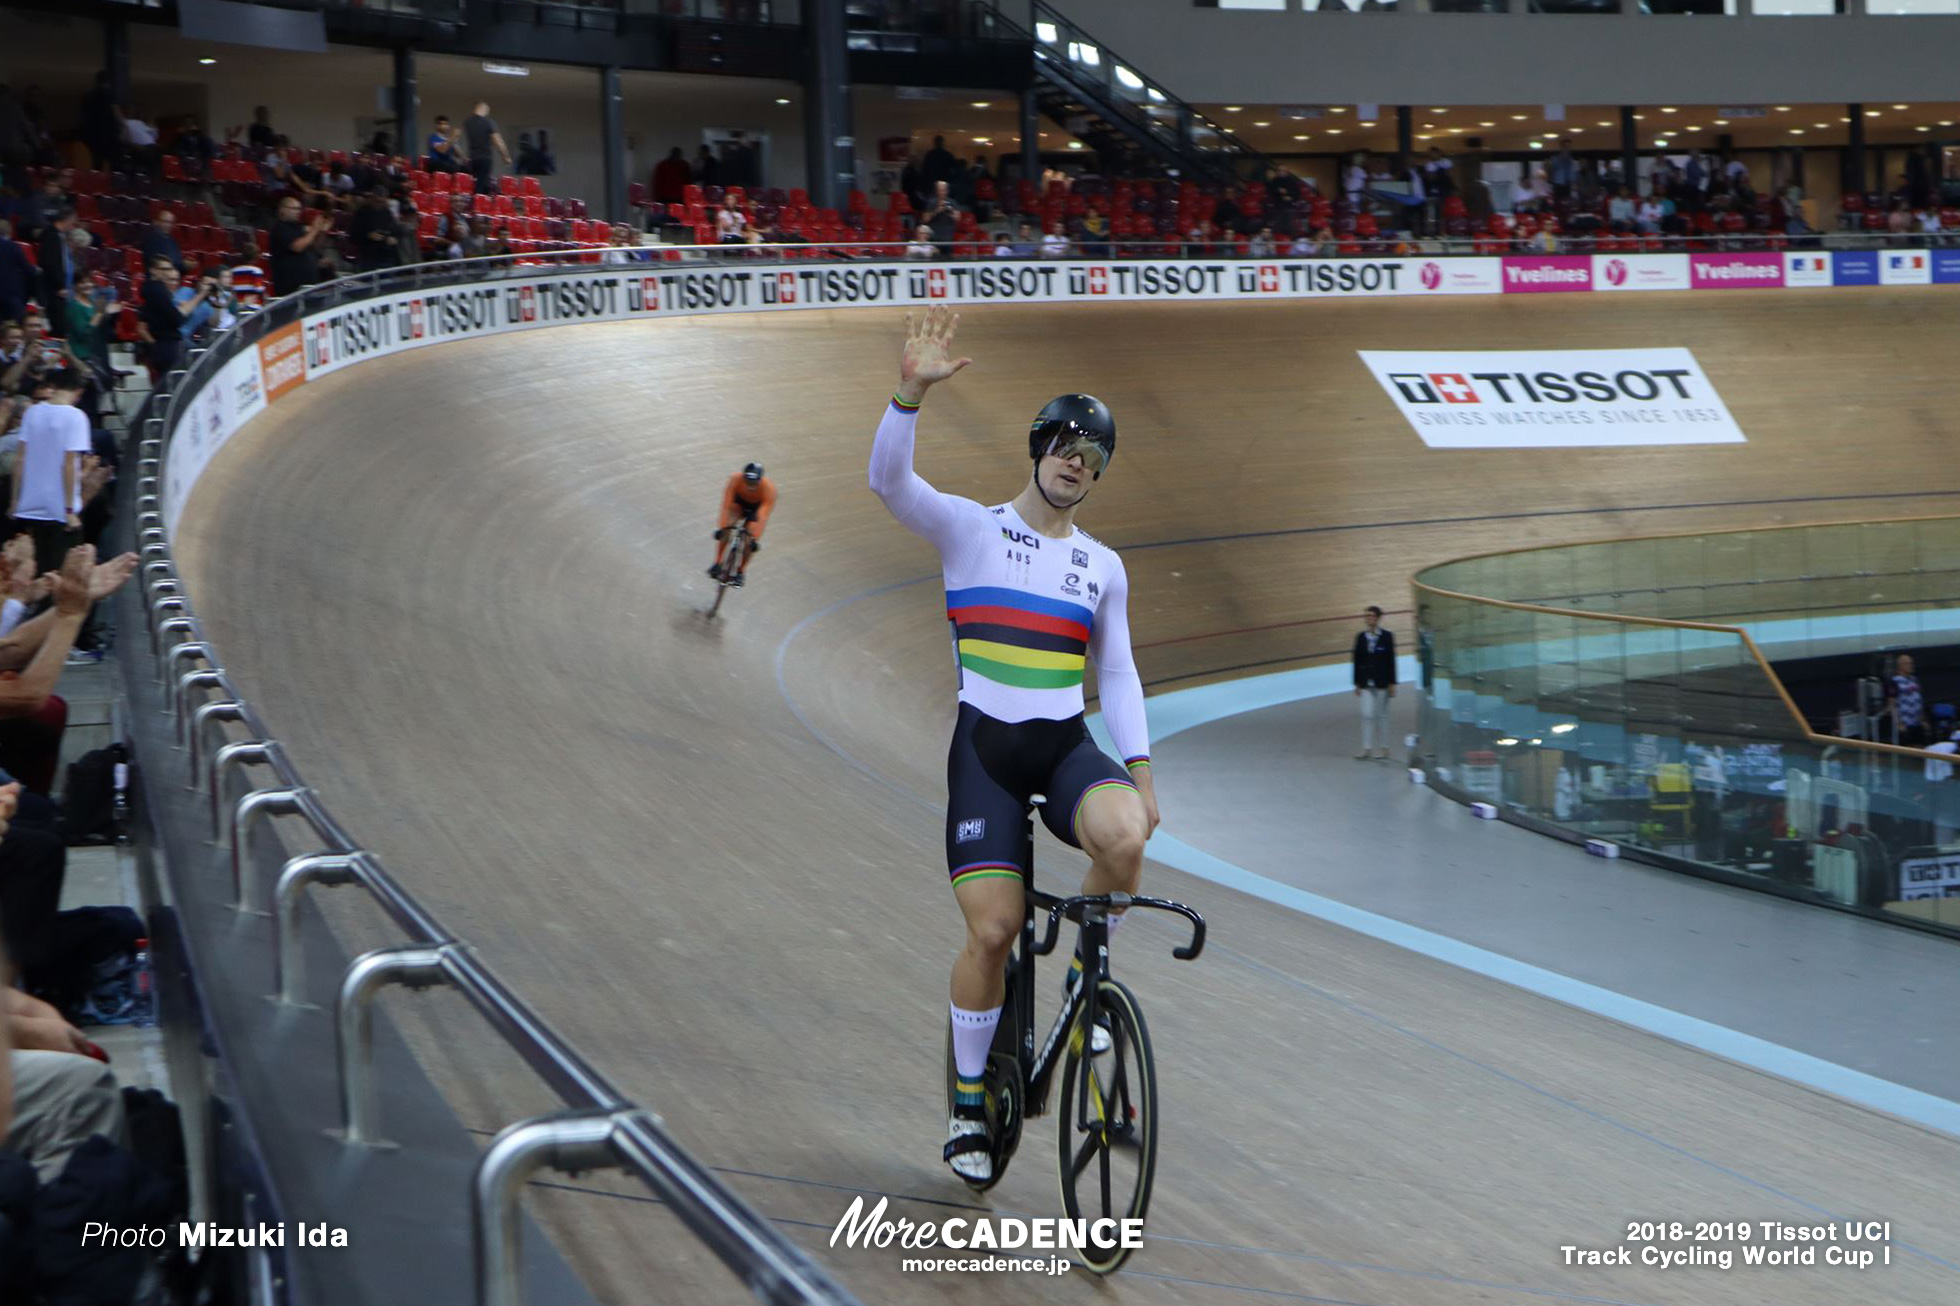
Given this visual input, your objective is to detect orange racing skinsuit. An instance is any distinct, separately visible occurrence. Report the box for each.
[715,474,777,572]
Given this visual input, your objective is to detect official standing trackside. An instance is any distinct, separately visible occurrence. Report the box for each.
[1353,605,1396,761]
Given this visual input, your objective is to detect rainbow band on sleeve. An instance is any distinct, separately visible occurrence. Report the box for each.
[1125,757,1151,771]
[946,586,1094,691]
[891,391,922,413]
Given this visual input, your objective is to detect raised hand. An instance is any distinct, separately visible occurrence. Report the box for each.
[898,304,972,401]
[88,551,138,601]
[0,780,18,841]
[51,543,96,616]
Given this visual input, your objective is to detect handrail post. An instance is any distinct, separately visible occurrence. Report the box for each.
[189,701,247,779]
[173,669,227,734]
[336,944,453,1145]
[160,633,207,686]
[272,852,364,1006]
[225,780,303,914]
[148,596,190,657]
[472,1113,621,1306]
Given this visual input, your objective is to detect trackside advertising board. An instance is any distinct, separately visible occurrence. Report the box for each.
[162,251,1949,530]
[1357,349,1746,448]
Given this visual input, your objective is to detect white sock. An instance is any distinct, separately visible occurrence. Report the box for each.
[949,1003,1002,1083]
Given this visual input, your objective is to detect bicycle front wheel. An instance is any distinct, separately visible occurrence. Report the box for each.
[1056,977,1157,1274]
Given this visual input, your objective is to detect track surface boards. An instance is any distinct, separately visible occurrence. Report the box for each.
[175,296,1960,1304]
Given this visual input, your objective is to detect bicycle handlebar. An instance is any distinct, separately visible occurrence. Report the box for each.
[1026,890,1206,963]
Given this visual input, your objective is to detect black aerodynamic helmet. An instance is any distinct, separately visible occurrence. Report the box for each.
[742,462,764,484]
[1028,394,1116,480]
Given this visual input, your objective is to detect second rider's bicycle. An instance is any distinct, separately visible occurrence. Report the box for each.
[707,521,754,618]
[944,800,1206,1274]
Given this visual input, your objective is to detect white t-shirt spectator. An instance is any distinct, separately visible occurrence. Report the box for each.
[13,402,91,523]
[1724,160,1748,186]
[992,241,1015,258]
[1637,199,1663,230]
[1919,210,1943,234]
[125,117,158,147]
[1927,738,1958,783]
[1039,230,1069,258]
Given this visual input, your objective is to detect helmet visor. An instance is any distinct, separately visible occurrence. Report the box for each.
[1035,425,1111,477]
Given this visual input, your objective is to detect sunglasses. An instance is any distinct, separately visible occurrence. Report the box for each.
[1037,428,1110,478]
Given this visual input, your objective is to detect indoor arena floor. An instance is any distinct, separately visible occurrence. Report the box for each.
[173,294,1960,1305]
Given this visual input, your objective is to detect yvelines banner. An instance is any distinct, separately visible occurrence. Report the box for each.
[1357,348,1747,448]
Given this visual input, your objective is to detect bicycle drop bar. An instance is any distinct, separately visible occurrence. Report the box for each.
[1026,890,1206,962]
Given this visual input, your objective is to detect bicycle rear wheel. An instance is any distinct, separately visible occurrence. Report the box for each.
[1056,977,1156,1274]
[707,534,744,617]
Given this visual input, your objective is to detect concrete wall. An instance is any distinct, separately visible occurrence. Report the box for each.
[1053,0,1960,106]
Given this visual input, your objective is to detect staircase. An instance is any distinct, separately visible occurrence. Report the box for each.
[1012,0,1283,184]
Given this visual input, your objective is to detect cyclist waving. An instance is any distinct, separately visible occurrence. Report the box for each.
[868,306,1158,1184]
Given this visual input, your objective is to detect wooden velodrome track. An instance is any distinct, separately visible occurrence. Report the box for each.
[174,292,1960,1305]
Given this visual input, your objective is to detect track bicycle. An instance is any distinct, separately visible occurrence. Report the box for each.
[707,520,755,617]
[943,801,1206,1274]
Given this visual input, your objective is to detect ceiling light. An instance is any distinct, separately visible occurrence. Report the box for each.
[1550,723,1577,734]
[1294,134,1310,141]
[1661,107,1678,113]
[1866,110,1881,117]
[1067,140,1083,149]
[482,61,529,77]
[1569,127,1583,134]
[1326,128,1343,135]
[1224,106,1242,113]
[1331,106,1348,114]
[1481,121,1495,127]
[775,98,791,105]
[1894,103,1910,110]
[1417,134,1432,141]
[1943,120,1956,127]
[1449,127,1463,133]
[1496,738,1520,747]
[973,137,991,144]
[1633,113,1645,120]
[1596,120,1611,127]
[198,57,216,65]
[1529,141,1543,150]
[1360,121,1377,127]
[1253,121,1271,127]
[1775,105,1792,111]
[1511,114,1527,120]
[1918,126,1932,133]
[971,101,991,109]
[1840,116,1851,123]
[1528,739,1543,746]
[1714,119,1729,125]
[1790,128,1805,135]
[1814,122,1828,128]
[1431,108,1447,113]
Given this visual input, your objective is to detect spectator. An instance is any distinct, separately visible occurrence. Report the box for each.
[321,159,358,207]
[1286,230,1316,256]
[922,134,958,191]
[121,106,158,160]
[247,105,277,151]
[0,323,27,397]
[715,196,746,244]
[19,173,66,244]
[1549,138,1576,204]
[1636,193,1663,234]
[64,277,119,377]
[1182,222,1211,258]
[7,371,90,574]
[653,145,691,206]
[36,210,77,320]
[140,209,184,274]
[1247,225,1277,258]
[1723,154,1751,199]
[1079,209,1110,257]
[230,247,266,312]
[1608,185,1636,228]
[1039,222,1069,258]
[462,100,511,196]
[172,116,215,172]
[1888,653,1929,748]
[348,189,401,272]
[921,180,959,256]
[516,132,546,177]
[694,143,719,189]
[139,262,205,380]
[1343,156,1367,210]
[1887,202,1912,236]
[991,232,1017,258]
[1007,220,1038,257]
[0,221,32,324]
[1421,146,1454,203]
[268,196,332,298]
[79,72,122,168]
[485,225,515,262]
[905,229,935,260]
[1352,605,1396,762]
[604,223,647,265]
[425,114,458,172]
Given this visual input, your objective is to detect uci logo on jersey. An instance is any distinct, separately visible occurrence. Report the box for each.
[1002,528,1040,549]
[956,818,986,844]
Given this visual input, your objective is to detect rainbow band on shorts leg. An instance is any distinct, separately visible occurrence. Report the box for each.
[951,861,1023,888]
[1071,779,1139,844]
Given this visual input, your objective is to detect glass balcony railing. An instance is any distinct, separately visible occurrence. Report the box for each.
[1413,517,1960,938]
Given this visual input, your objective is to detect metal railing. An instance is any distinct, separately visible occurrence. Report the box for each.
[137,256,862,1306]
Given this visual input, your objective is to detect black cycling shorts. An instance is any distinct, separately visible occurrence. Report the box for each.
[944,703,1135,889]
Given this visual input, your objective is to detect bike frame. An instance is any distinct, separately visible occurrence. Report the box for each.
[993,810,1205,1123]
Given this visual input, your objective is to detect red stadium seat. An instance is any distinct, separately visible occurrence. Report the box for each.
[521,176,542,198]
